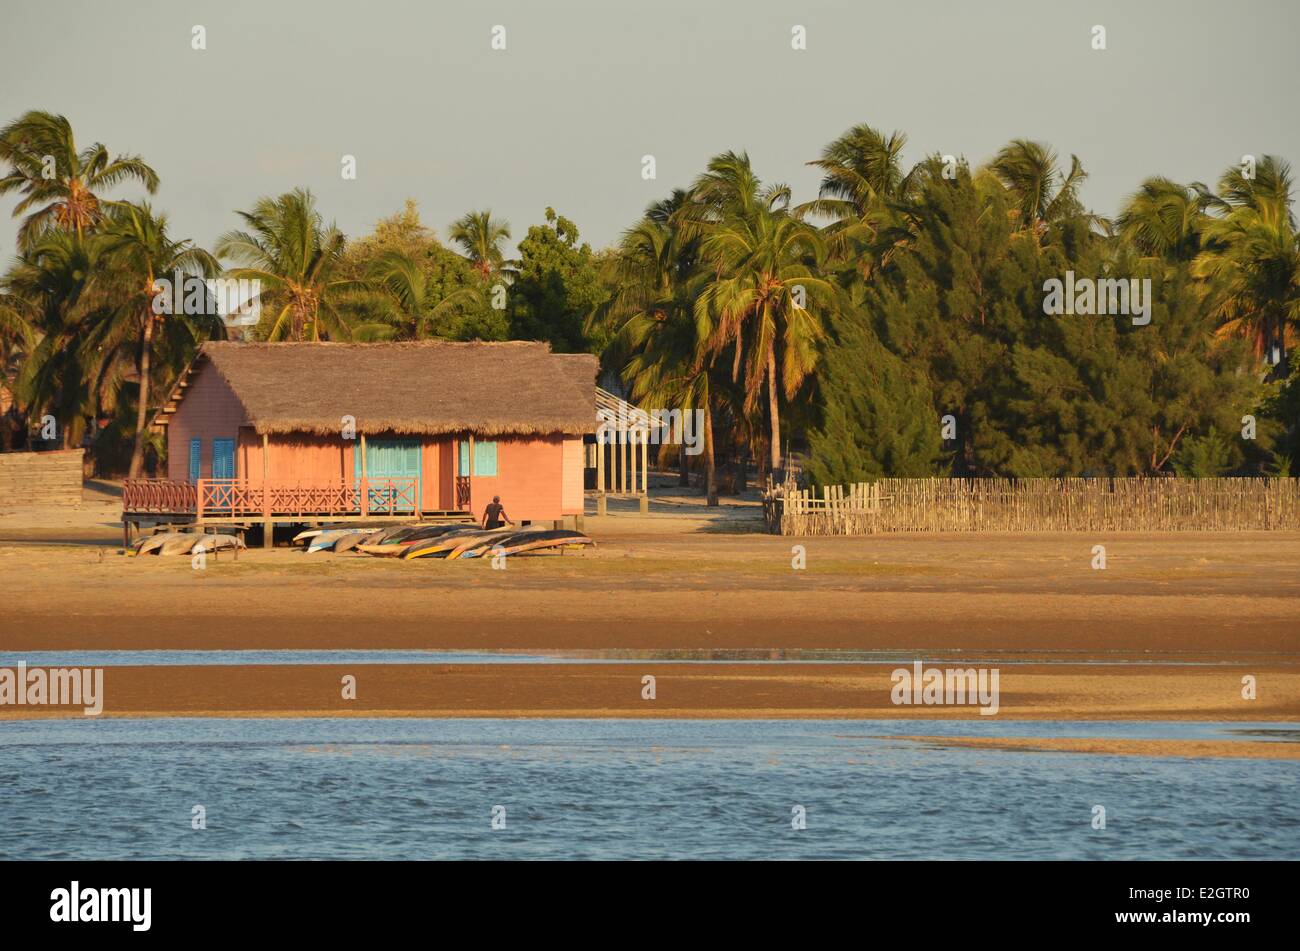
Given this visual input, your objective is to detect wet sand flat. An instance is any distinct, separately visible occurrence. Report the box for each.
[889,735,1300,760]
[3,663,1297,721]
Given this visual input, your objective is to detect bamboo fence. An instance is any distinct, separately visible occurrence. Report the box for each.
[763,477,1300,535]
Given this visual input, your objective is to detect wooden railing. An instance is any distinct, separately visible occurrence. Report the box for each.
[122,479,198,513]
[123,478,423,519]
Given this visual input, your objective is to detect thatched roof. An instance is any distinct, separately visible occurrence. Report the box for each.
[554,352,598,406]
[159,341,599,437]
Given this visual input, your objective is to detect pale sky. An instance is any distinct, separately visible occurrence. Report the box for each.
[2,0,1297,264]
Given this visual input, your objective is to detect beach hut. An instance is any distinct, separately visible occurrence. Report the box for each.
[122,341,597,545]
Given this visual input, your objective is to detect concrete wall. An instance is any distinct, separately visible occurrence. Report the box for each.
[0,449,84,507]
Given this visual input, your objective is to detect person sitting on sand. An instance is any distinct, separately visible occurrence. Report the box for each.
[482,496,510,530]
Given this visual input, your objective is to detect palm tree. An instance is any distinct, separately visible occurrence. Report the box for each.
[0,111,158,250]
[1117,177,1218,262]
[687,151,836,472]
[4,230,116,449]
[797,123,919,267]
[0,292,36,447]
[1194,155,1300,369]
[365,249,482,339]
[987,139,1088,237]
[598,197,723,502]
[449,211,512,283]
[97,203,222,477]
[617,266,721,505]
[216,189,367,341]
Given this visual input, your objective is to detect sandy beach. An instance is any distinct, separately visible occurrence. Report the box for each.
[2,493,1298,730]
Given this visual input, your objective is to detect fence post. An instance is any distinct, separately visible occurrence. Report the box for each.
[259,478,272,549]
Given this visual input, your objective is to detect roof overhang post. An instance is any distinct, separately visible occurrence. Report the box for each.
[360,433,368,517]
[640,429,649,513]
[261,432,272,549]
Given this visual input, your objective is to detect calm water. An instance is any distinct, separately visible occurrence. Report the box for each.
[1,719,1296,860]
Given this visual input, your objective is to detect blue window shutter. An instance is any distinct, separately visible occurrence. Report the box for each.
[212,439,236,479]
[474,441,498,477]
[459,441,469,476]
[188,439,201,481]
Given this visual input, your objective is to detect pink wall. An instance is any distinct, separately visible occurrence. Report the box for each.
[166,363,248,480]
[466,436,567,523]
[561,438,584,515]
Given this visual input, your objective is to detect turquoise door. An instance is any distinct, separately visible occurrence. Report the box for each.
[355,439,421,510]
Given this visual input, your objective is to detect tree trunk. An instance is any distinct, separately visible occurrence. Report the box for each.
[128,313,155,479]
[766,344,782,473]
[704,398,718,507]
[678,441,690,487]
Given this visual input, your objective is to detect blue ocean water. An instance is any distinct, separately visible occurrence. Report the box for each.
[0,718,1295,860]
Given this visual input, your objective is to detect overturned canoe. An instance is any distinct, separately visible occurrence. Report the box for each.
[374,526,429,546]
[402,524,469,544]
[489,530,595,557]
[191,534,245,554]
[446,530,520,560]
[456,529,544,557]
[359,526,405,546]
[130,531,189,556]
[158,534,201,556]
[402,528,508,560]
[306,529,355,553]
[331,530,378,553]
